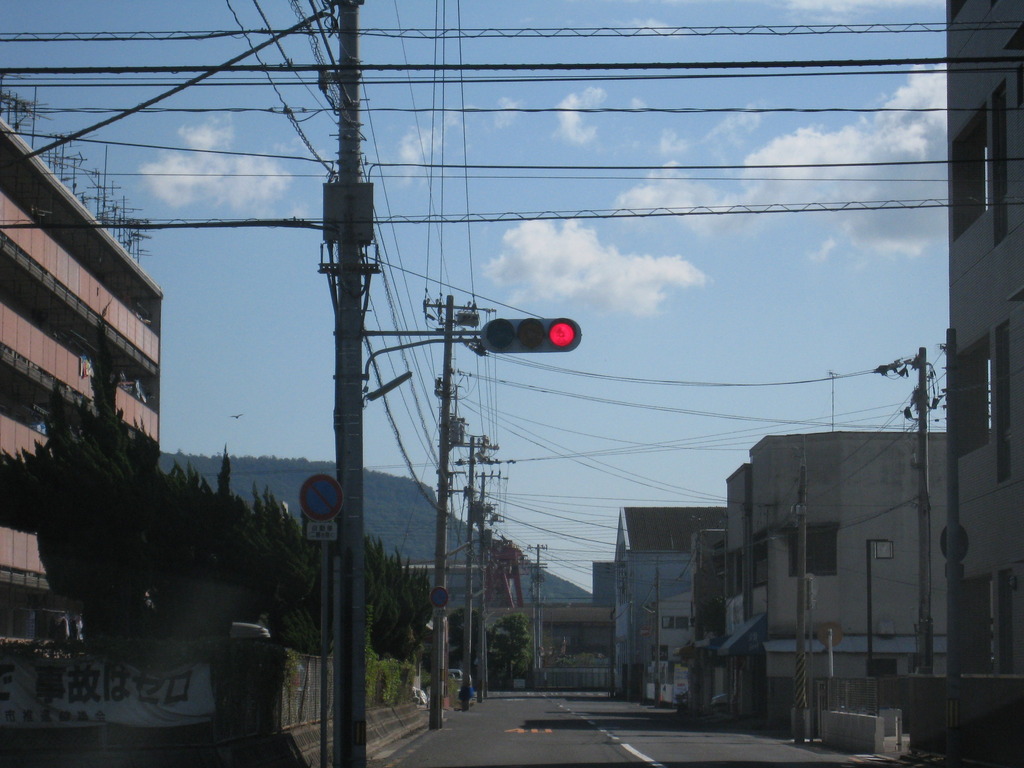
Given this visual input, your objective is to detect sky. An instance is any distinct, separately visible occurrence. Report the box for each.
[2,0,950,591]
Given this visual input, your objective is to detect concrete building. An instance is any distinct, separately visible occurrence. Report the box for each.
[724,432,947,723]
[613,506,726,702]
[947,0,1024,676]
[0,118,162,638]
[591,561,615,606]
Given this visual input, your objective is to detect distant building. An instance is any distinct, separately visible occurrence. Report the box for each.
[723,432,947,723]
[947,0,1024,676]
[591,561,615,606]
[0,117,162,639]
[613,506,727,702]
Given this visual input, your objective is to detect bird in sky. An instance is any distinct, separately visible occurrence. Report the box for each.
[230,413,243,419]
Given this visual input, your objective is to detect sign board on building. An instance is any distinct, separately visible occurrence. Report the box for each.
[0,656,214,728]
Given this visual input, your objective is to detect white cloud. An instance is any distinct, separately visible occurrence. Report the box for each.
[555,87,607,145]
[495,97,523,129]
[485,220,707,316]
[659,129,690,156]
[140,118,290,213]
[779,0,940,12]
[706,110,763,146]
[617,69,948,257]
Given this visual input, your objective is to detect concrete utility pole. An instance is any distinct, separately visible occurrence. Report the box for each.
[430,296,456,730]
[914,347,934,673]
[462,437,478,688]
[793,462,808,743]
[477,472,491,702]
[945,329,963,768]
[532,544,547,675]
[322,3,373,767]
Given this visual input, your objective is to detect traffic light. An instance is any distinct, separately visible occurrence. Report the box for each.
[479,318,581,353]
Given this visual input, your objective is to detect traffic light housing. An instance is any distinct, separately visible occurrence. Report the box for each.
[480,318,581,353]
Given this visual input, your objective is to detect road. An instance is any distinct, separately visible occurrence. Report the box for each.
[373,692,878,768]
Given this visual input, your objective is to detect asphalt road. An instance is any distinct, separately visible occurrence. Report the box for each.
[373,692,876,768]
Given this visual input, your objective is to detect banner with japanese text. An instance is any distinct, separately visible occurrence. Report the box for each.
[0,656,215,728]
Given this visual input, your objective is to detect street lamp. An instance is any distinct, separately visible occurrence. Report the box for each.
[866,539,894,677]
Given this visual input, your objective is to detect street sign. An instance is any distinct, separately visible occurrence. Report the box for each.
[299,473,344,522]
[306,520,338,541]
[429,586,449,609]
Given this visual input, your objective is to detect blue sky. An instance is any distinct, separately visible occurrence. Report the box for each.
[3,0,949,590]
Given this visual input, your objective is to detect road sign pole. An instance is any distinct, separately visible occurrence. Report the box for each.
[320,539,329,768]
[300,473,344,768]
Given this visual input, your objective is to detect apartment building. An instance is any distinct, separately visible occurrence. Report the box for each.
[947,0,1024,676]
[724,431,947,722]
[0,118,162,638]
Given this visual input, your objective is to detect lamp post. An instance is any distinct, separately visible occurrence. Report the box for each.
[865,539,894,677]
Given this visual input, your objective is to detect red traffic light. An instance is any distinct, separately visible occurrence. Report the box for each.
[480,318,582,353]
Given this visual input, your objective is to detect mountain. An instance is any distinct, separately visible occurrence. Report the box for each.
[159,452,591,602]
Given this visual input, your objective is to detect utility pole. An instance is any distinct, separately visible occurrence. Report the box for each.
[477,472,491,702]
[793,462,808,743]
[532,544,547,676]
[913,347,934,673]
[462,437,478,689]
[430,296,456,730]
[654,567,662,705]
[322,3,373,767]
[945,329,963,768]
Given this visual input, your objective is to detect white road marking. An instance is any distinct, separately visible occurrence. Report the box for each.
[619,742,665,767]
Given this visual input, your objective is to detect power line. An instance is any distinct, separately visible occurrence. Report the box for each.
[4,20,1017,44]
[7,10,330,164]
[2,53,1020,76]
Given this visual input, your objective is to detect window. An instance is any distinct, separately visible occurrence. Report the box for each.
[661,615,691,630]
[959,337,991,456]
[788,525,838,576]
[995,321,1011,481]
[951,109,988,239]
[753,539,768,586]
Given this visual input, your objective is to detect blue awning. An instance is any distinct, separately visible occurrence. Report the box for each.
[718,613,766,656]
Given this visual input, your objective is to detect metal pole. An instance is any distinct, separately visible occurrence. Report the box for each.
[866,540,874,677]
[793,462,808,743]
[655,568,661,705]
[945,328,963,768]
[430,296,456,730]
[320,540,329,768]
[916,347,934,673]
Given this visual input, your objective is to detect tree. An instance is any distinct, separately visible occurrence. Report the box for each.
[364,538,431,661]
[487,613,533,684]
[447,607,480,674]
[0,324,318,641]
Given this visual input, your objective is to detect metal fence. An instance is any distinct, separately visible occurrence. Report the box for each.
[823,677,878,715]
[531,667,612,691]
[279,654,332,730]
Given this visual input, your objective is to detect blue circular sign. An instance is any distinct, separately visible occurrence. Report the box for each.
[429,586,449,608]
[300,474,344,522]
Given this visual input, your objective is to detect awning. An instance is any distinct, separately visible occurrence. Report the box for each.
[762,635,947,654]
[718,613,767,656]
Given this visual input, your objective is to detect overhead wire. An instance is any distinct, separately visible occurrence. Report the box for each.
[223,0,333,172]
